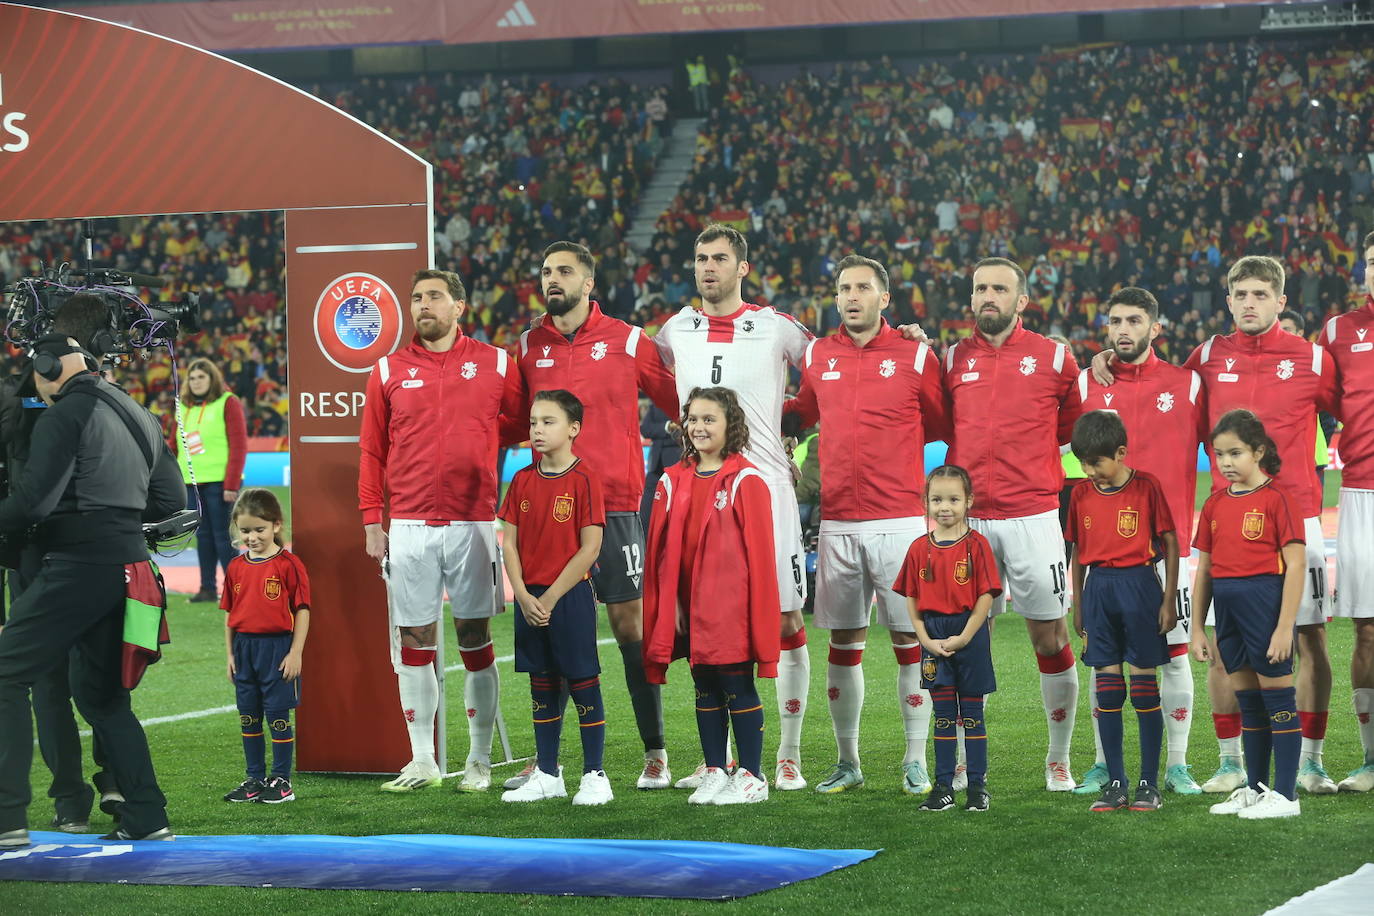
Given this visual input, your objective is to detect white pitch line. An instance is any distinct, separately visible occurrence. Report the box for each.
[62,638,618,738]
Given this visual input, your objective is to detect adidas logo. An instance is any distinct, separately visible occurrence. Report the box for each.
[496,0,536,27]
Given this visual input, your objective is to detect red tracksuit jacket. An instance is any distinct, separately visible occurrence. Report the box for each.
[1323,296,1372,488]
[786,321,947,521]
[1184,322,1339,519]
[358,333,520,524]
[507,302,679,512]
[1076,352,1207,539]
[642,454,780,683]
[942,321,1081,519]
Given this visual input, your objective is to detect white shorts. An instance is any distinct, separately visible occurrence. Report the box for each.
[384,520,503,628]
[1335,489,1374,619]
[814,518,927,632]
[1160,553,1194,646]
[1297,515,1329,627]
[1202,516,1328,628]
[971,511,1068,622]
[765,475,807,614]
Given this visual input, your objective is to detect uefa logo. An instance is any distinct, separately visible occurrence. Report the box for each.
[313,272,404,373]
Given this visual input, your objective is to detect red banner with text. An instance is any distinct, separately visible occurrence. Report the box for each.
[68,0,1269,53]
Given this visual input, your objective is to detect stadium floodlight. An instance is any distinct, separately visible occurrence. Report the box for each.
[1260,4,1374,30]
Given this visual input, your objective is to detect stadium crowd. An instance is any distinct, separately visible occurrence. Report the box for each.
[2,35,1372,411]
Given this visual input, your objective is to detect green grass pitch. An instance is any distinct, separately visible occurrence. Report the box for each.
[7,477,1371,913]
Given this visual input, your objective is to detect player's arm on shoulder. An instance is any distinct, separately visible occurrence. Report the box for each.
[916,346,951,442]
[636,336,682,418]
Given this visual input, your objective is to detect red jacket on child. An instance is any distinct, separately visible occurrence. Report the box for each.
[642,453,780,683]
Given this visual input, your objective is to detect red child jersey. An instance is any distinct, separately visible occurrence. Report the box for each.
[1065,470,1175,567]
[943,321,1081,519]
[679,469,720,600]
[220,549,312,634]
[892,529,1003,615]
[786,322,948,521]
[1185,322,1339,519]
[359,334,522,525]
[508,303,679,512]
[1076,353,1207,540]
[1323,296,1372,488]
[1194,480,1304,578]
[498,458,606,587]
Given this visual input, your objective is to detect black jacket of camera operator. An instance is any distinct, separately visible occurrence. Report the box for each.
[0,372,183,563]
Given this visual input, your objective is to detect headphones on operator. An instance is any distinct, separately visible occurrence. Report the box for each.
[30,334,97,382]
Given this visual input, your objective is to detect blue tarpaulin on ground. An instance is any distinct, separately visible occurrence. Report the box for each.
[0,831,878,899]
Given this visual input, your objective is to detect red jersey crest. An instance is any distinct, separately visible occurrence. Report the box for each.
[1117,508,1139,538]
[1242,511,1265,541]
[264,577,282,601]
[552,495,575,523]
[953,558,971,585]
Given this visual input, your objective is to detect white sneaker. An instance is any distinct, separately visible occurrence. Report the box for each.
[458,759,491,792]
[1209,785,1260,815]
[502,766,566,803]
[687,767,731,805]
[1045,761,1075,792]
[503,760,537,790]
[572,770,614,806]
[774,758,807,790]
[1237,784,1301,819]
[1295,759,1338,794]
[951,762,968,792]
[1200,757,1248,794]
[713,769,769,805]
[636,753,671,790]
[1337,762,1374,792]
[380,759,442,793]
[676,761,709,790]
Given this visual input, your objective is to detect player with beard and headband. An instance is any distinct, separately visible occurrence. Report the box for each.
[940,257,1084,792]
[652,224,816,791]
[502,241,681,792]
[1073,288,1208,797]
[783,254,948,797]
[1092,256,1341,796]
[359,269,522,794]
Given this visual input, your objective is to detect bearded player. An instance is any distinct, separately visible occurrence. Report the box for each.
[785,254,947,796]
[941,257,1083,791]
[1074,288,1207,796]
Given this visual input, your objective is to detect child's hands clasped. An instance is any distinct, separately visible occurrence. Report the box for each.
[517,592,550,627]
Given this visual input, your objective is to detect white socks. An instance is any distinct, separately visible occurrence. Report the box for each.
[1041,668,1079,763]
[460,642,499,766]
[776,634,810,764]
[397,649,439,764]
[1161,653,1194,768]
[826,641,865,765]
[896,649,930,767]
[1356,688,1374,763]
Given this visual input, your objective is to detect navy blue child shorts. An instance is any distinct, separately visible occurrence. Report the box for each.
[1212,574,1293,678]
[232,632,299,711]
[1080,565,1170,669]
[920,610,996,696]
[515,579,601,679]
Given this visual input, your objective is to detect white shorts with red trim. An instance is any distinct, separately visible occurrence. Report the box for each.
[971,510,1068,622]
[383,520,503,628]
[814,517,927,632]
[1335,489,1374,619]
[765,474,806,614]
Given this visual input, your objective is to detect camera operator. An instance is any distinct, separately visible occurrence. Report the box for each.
[0,332,184,847]
[0,294,122,833]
